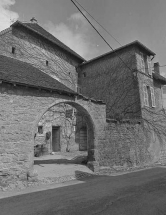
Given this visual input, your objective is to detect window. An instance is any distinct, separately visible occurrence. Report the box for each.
[150,87,155,107]
[143,84,149,106]
[46,60,48,66]
[162,86,166,94]
[83,72,86,77]
[38,126,43,134]
[147,56,152,75]
[12,47,15,54]
[140,52,145,73]
[76,84,81,93]
[143,84,155,107]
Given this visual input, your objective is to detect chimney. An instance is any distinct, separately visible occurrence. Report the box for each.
[30,17,38,24]
[154,62,160,74]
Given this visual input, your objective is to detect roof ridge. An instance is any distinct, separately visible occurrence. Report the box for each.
[80,40,155,67]
[11,20,85,62]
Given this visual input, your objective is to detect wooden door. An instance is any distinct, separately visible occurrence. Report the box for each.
[52,126,60,152]
[79,127,87,151]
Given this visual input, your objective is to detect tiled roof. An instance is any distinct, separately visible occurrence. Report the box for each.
[0,55,77,95]
[11,21,85,62]
[153,72,166,85]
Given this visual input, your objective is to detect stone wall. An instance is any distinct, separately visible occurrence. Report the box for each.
[0,82,106,186]
[97,121,165,169]
[78,46,141,119]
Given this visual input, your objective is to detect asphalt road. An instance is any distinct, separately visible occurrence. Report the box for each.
[0,167,166,215]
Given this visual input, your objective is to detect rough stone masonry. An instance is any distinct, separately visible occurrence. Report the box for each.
[0,82,106,186]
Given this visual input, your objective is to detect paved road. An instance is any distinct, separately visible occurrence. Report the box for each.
[0,167,166,215]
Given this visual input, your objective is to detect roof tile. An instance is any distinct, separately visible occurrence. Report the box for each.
[0,55,77,95]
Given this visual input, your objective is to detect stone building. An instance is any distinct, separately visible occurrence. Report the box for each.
[1,18,166,187]
[0,18,85,90]
[0,54,106,185]
[0,19,90,155]
[78,40,166,166]
[78,40,166,118]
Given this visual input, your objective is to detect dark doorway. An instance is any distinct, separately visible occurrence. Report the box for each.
[79,127,87,151]
[52,126,60,152]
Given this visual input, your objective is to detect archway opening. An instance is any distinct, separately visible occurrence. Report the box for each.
[33,100,95,163]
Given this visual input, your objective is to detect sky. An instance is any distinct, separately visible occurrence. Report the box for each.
[0,0,166,75]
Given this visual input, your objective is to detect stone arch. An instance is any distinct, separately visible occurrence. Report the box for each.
[33,98,97,163]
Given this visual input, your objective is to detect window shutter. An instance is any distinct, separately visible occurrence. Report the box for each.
[147,57,152,75]
[140,52,145,73]
[150,87,156,107]
[143,84,149,106]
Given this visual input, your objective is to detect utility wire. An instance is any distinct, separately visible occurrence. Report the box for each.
[71,0,133,72]
[73,0,122,47]
[71,0,166,71]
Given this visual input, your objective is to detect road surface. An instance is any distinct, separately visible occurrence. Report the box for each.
[0,167,166,215]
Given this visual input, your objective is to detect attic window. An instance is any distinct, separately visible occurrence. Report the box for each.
[12,47,15,54]
[46,60,48,66]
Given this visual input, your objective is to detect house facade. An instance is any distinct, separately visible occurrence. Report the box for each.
[78,40,166,165]
[78,41,166,119]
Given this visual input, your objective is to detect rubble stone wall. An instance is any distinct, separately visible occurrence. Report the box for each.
[97,121,165,169]
[78,46,141,119]
[0,82,106,186]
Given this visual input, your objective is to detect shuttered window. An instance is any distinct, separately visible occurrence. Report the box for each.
[147,57,152,75]
[150,87,156,107]
[143,84,149,106]
[140,52,145,73]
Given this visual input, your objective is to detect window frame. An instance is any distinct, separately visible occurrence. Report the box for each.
[38,126,43,134]
[150,87,156,107]
[12,47,15,54]
[143,84,149,106]
[143,84,156,108]
[140,52,145,73]
[147,56,152,76]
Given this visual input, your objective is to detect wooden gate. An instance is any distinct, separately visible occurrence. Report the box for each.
[79,127,87,151]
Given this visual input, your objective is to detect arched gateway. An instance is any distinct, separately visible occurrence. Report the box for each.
[33,98,106,165]
[0,82,106,185]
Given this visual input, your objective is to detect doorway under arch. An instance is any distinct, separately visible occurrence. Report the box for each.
[33,99,97,164]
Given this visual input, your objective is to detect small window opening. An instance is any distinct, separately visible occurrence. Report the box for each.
[38,126,43,134]
[12,47,15,54]
[76,85,81,93]
[46,60,48,66]
[83,72,86,77]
